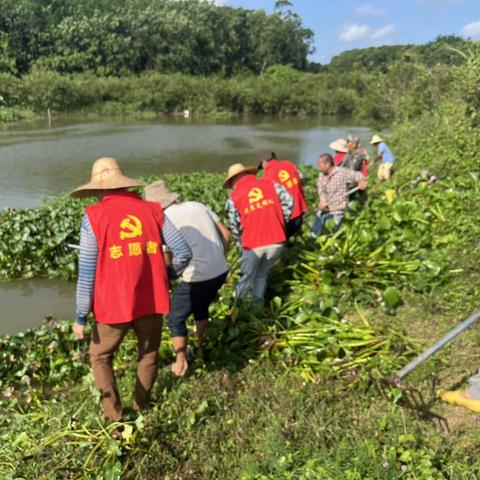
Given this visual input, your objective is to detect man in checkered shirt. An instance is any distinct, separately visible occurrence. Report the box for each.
[312,153,367,237]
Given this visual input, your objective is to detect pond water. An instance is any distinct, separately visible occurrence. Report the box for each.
[0,279,75,336]
[0,116,370,335]
[0,116,370,209]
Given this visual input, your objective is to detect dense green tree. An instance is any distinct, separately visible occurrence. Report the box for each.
[0,32,16,74]
[0,0,313,76]
[329,36,469,74]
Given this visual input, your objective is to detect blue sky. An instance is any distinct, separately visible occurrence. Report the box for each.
[217,0,480,63]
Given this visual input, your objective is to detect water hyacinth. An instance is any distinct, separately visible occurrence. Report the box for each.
[0,168,477,478]
[0,169,455,397]
[261,298,417,382]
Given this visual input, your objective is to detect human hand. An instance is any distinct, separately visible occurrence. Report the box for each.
[358,180,368,191]
[318,202,327,211]
[163,251,173,267]
[73,323,85,340]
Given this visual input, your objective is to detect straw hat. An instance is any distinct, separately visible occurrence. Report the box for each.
[144,180,179,209]
[223,163,257,189]
[329,138,348,153]
[370,134,384,145]
[71,157,144,198]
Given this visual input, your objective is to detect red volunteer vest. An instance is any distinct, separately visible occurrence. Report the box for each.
[231,174,286,250]
[360,147,369,177]
[334,152,346,166]
[263,160,308,220]
[362,160,368,178]
[86,191,170,325]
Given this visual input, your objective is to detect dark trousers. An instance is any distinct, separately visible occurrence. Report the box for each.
[168,271,228,338]
[286,215,304,239]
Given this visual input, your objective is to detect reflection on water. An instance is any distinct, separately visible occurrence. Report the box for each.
[0,279,75,335]
[0,116,370,208]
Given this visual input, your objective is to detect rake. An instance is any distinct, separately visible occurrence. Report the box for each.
[377,310,480,428]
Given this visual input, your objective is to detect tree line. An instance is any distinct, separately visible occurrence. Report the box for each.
[0,0,471,78]
[0,0,314,76]
[326,35,469,73]
[0,0,477,124]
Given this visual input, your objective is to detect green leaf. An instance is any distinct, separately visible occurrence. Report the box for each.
[383,287,402,309]
[105,460,122,480]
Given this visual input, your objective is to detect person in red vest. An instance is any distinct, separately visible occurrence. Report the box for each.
[259,152,308,239]
[70,157,192,423]
[224,163,293,305]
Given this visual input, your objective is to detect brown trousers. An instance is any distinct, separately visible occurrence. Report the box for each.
[89,314,163,422]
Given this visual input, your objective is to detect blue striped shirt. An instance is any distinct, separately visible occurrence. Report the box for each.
[76,214,192,325]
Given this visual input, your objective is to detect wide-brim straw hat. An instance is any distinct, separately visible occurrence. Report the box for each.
[329,138,348,153]
[144,180,179,209]
[370,134,384,145]
[223,163,257,189]
[71,157,144,198]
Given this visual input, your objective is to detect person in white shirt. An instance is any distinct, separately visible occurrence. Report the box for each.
[145,180,230,377]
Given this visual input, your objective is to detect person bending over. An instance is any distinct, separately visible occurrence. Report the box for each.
[225,163,293,306]
[259,151,308,240]
[145,180,230,377]
[312,154,367,237]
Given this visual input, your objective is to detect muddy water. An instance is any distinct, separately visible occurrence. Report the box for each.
[0,116,370,334]
[0,116,370,209]
[0,279,75,336]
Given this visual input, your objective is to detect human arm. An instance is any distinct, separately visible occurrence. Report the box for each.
[216,220,231,253]
[317,175,328,211]
[226,198,242,243]
[163,248,173,267]
[375,144,385,161]
[342,168,368,190]
[274,183,294,223]
[161,216,192,277]
[207,208,231,254]
[74,214,99,339]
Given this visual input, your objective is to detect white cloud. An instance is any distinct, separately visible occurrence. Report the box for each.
[338,23,396,43]
[462,20,480,38]
[370,24,396,40]
[339,23,372,42]
[356,3,388,16]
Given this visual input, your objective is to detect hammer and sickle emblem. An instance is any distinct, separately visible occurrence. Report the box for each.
[278,170,290,183]
[120,215,143,240]
[248,187,264,204]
